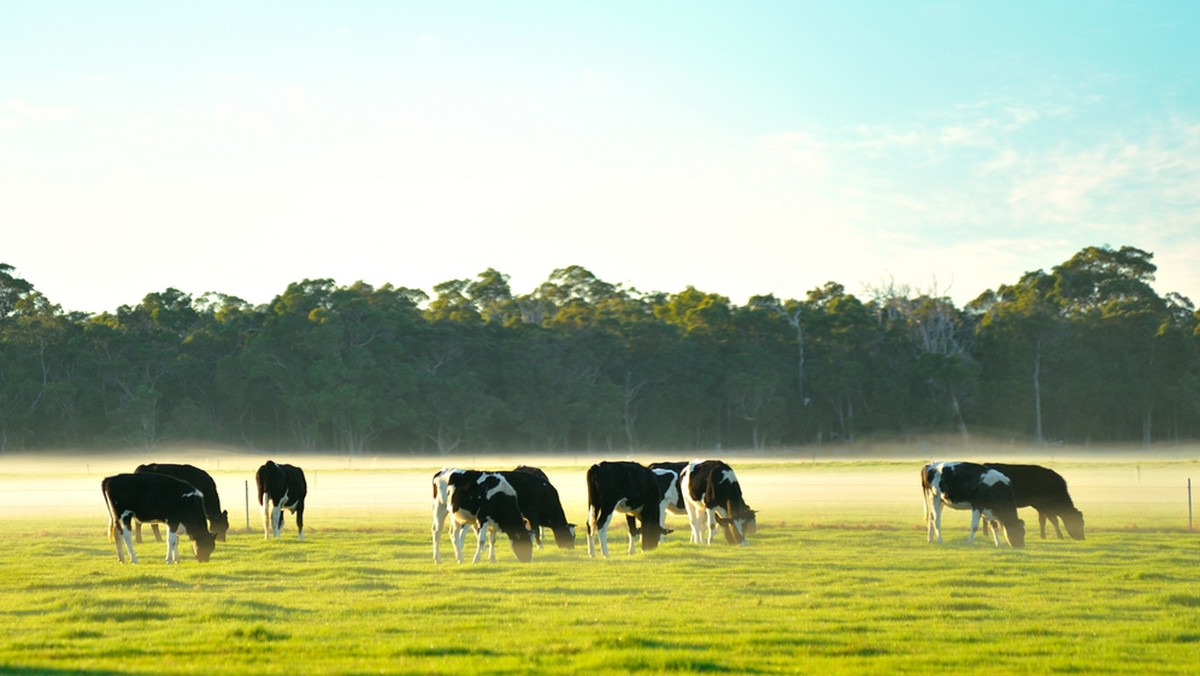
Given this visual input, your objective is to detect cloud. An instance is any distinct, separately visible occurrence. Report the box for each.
[0,99,74,130]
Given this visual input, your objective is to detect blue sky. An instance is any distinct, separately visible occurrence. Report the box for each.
[4,2,1199,314]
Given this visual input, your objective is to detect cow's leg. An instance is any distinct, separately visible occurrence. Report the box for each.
[1040,511,1063,539]
[586,505,598,557]
[121,528,139,564]
[930,496,945,544]
[700,509,715,545]
[166,528,180,564]
[261,495,272,539]
[432,499,448,564]
[626,515,638,555]
[272,505,285,538]
[587,506,613,559]
[488,524,501,563]
[989,519,1003,547]
[471,524,488,564]
[684,500,704,544]
[111,520,129,563]
[294,503,305,540]
[968,510,982,544]
[924,492,934,543]
[450,520,468,564]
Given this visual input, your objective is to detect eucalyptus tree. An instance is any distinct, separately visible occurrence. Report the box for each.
[872,281,978,443]
[800,283,876,443]
[85,288,206,449]
[0,283,76,449]
[1048,245,1167,443]
[970,270,1066,443]
[651,287,733,448]
[408,319,502,455]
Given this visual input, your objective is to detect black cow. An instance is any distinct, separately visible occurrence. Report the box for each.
[680,459,757,545]
[585,461,669,558]
[256,461,307,540]
[922,461,1025,548]
[431,468,534,564]
[102,473,216,564]
[503,466,576,549]
[984,463,1085,540]
[134,463,230,542]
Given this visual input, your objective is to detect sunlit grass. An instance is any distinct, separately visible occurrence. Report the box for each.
[1,499,1198,674]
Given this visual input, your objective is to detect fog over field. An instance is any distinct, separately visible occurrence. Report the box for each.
[2,442,1196,535]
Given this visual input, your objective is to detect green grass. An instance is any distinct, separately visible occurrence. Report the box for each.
[1,461,1198,674]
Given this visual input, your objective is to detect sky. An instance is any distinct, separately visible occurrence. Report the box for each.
[4,2,1200,315]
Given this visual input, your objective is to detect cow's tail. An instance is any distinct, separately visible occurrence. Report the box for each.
[101,478,118,542]
[920,465,934,521]
[584,467,599,535]
[255,465,267,506]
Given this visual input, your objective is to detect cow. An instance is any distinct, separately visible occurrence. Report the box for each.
[256,461,307,540]
[648,461,688,517]
[922,461,1025,548]
[983,463,1085,540]
[503,466,576,549]
[431,468,534,564]
[133,463,230,543]
[585,461,669,558]
[101,473,216,564]
[680,459,757,545]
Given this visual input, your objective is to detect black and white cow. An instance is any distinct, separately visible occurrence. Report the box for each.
[431,468,534,564]
[984,463,1085,540]
[102,473,217,564]
[922,461,1025,548]
[134,463,230,543]
[503,466,576,549]
[680,459,757,545]
[585,461,669,558]
[256,461,307,540]
[648,461,688,517]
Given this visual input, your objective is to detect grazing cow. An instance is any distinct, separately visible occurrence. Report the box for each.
[134,463,230,542]
[102,473,216,564]
[431,468,534,564]
[256,461,307,540]
[503,466,576,549]
[983,463,1085,540]
[585,461,669,558]
[648,461,688,517]
[680,459,757,545]
[922,461,1025,548]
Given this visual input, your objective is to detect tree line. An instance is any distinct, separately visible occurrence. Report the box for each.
[2,244,1197,455]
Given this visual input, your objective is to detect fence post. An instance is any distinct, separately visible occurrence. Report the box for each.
[1189,478,1193,532]
[245,480,250,532]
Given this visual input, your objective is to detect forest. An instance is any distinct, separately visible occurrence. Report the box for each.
[1,244,1198,455]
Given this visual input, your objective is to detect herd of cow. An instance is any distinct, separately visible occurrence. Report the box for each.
[98,457,1084,564]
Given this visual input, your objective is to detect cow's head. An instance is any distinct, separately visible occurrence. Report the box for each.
[213,510,231,542]
[192,530,217,562]
[1062,509,1085,541]
[716,503,757,545]
[510,531,534,563]
[1003,518,1026,548]
[639,519,666,551]
[553,524,578,549]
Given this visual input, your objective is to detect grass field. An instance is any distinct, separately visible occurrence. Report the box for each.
[1,450,1198,674]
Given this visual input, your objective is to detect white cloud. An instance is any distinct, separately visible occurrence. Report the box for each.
[0,99,74,130]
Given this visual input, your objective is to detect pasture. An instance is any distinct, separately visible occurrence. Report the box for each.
[1,449,1198,674]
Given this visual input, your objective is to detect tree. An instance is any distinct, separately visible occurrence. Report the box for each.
[971,271,1067,443]
[872,281,978,444]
